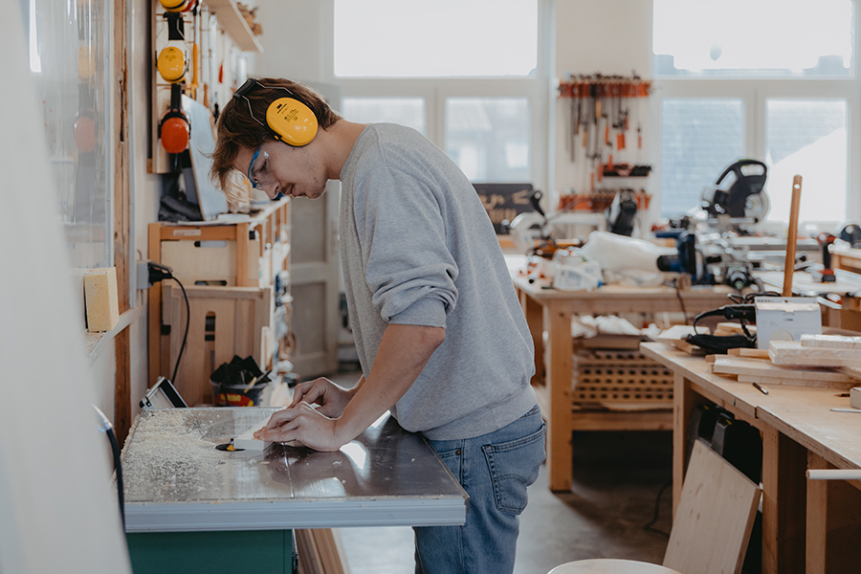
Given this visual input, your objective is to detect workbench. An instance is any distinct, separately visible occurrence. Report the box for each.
[122,408,467,573]
[512,273,733,491]
[641,342,861,574]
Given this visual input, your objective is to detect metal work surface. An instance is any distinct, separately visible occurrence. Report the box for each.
[122,408,467,532]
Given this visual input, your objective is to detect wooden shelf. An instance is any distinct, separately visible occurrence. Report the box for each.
[204,0,263,53]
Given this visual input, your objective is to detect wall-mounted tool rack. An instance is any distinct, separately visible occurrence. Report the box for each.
[558,73,652,195]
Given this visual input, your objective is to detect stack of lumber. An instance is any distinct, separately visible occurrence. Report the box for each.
[711,355,858,389]
[702,334,861,389]
[296,529,350,574]
[657,325,710,356]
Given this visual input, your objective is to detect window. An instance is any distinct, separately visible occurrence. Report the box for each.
[653,0,857,222]
[26,0,112,268]
[653,0,853,78]
[341,97,427,135]
[765,100,847,222]
[334,0,538,78]
[445,98,530,182]
[660,99,744,218]
[328,0,549,191]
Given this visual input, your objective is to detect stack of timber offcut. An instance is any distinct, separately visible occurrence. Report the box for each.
[705,334,861,390]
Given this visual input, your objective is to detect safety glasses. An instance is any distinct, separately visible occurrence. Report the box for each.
[247,146,276,192]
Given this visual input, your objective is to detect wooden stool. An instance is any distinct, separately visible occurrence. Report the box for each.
[548,559,682,574]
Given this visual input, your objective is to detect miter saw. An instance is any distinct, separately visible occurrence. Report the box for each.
[700,159,770,232]
[508,190,601,255]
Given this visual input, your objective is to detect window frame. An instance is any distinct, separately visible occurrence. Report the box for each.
[651,0,861,224]
[320,0,554,194]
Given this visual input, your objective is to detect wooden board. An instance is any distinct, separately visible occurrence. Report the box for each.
[736,375,858,391]
[663,440,761,574]
[234,414,300,450]
[801,334,861,350]
[769,340,861,368]
[669,338,707,356]
[728,347,771,359]
[712,356,855,384]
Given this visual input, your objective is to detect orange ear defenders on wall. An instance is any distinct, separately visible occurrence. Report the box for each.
[232,79,318,147]
[159,84,190,155]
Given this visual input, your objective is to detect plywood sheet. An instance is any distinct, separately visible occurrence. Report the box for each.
[663,440,761,574]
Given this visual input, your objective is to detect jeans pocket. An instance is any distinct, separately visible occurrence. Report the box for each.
[481,424,546,515]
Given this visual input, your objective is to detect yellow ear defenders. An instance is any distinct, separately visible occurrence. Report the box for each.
[233,79,318,147]
[158,0,191,12]
[157,46,186,83]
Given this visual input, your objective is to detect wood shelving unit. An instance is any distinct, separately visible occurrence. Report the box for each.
[204,0,263,53]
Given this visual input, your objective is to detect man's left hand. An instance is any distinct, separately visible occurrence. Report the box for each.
[253,402,348,451]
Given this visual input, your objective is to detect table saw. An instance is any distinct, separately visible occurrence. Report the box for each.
[122,408,467,573]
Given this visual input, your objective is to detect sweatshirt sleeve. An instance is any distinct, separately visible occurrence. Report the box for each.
[353,165,458,328]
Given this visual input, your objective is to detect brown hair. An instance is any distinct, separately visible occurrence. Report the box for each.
[210,78,341,190]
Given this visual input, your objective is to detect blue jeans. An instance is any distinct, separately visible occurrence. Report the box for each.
[414,404,546,574]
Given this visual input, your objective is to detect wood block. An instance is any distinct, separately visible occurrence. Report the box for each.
[663,440,761,574]
[84,267,120,332]
[736,375,858,390]
[712,356,855,384]
[770,341,861,368]
[801,334,861,350]
[728,348,771,360]
[233,416,272,451]
[233,413,300,450]
[842,366,861,381]
[670,338,707,356]
[851,387,861,409]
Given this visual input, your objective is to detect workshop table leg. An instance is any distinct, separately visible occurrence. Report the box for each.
[544,301,573,492]
[671,375,707,516]
[806,451,861,573]
[761,426,806,574]
[521,291,545,384]
[807,452,828,574]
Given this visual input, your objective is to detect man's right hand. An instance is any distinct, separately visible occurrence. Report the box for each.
[289,377,356,418]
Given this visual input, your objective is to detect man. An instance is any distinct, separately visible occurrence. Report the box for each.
[211,77,545,574]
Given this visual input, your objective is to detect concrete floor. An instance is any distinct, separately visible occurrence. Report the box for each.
[331,365,673,574]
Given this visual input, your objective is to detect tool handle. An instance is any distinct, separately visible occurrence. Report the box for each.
[782,175,803,296]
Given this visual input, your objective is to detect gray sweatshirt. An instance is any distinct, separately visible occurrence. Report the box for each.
[339,123,537,440]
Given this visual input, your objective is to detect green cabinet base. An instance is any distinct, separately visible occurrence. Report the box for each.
[126,529,294,574]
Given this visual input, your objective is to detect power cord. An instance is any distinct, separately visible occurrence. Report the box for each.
[148,262,190,386]
[673,277,689,325]
[94,405,125,530]
[643,479,672,538]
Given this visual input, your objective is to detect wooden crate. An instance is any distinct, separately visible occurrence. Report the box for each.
[161,238,263,286]
[162,284,271,406]
[572,349,674,405]
[148,200,291,386]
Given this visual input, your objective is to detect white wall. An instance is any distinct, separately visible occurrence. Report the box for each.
[254,0,330,82]
[554,0,654,216]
